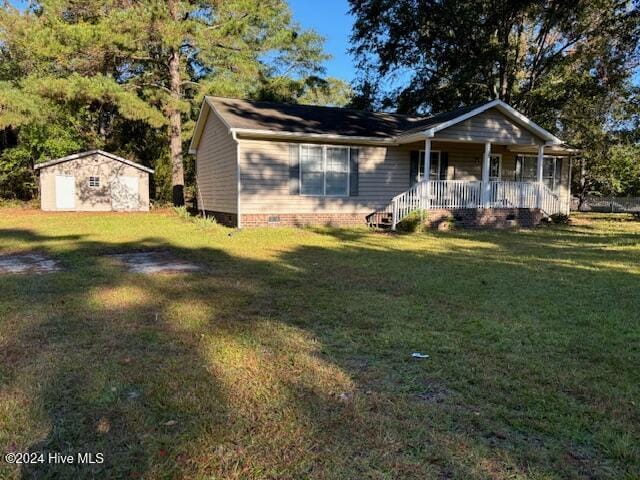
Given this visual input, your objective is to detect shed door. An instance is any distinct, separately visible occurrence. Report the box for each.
[111,176,140,210]
[55,175,76,209]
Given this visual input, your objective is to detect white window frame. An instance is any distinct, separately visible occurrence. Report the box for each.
[88,176,100,188]
[489,153,502,181]
[418,150,441,181]
[543,156,563,191]
[516,155,563,190]
[299,144,351,197]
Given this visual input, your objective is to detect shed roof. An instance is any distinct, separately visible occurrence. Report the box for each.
[34,150,154,174]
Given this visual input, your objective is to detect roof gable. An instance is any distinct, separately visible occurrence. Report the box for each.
[34,150,154,174]
[434,107,543,144]
[422,100,560,143]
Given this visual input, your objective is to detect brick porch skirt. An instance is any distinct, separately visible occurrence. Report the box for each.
[426,208,544,229]
[207,209,544,229]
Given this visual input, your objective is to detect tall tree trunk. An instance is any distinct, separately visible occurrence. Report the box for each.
[168,0,184,206]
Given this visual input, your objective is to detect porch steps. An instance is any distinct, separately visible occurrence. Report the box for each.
[367,211,393,229]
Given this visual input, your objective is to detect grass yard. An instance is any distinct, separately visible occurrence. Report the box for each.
[0,209,638,479]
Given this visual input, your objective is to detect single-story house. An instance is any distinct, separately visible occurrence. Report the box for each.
[189,97,578,228]
[35,150,153,212]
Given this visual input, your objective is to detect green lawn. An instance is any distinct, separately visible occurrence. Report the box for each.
[0,209,638,479]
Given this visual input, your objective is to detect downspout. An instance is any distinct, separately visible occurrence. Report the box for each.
[232,131,241,229]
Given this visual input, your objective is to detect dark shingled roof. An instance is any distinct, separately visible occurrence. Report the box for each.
[207,96,495,138]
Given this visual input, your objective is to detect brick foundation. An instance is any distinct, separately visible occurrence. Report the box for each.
[240,213,367,228]
[217,209,543,229]
[426,208,544,229]
[203,210,238,227]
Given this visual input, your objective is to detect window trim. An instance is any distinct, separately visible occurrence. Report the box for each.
[418,150,441,181]
[515,155,563,190]
[88,176,100,188]
[489,153,502,181]
[298,144,351,197]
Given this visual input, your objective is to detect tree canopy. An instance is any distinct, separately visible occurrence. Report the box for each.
[349,0,640,196]
[0,0,341,202]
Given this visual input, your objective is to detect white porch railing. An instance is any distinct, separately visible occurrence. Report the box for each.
[487,181,538,209]
[389,180,565,229]
[429,180,483,208]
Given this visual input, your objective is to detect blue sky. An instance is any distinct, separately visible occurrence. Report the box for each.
[288,0,356,82]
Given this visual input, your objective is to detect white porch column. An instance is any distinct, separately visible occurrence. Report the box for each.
[536,144,544,209]
[423,138,431,209]
[481,141,491,207]
[566,157,573,215]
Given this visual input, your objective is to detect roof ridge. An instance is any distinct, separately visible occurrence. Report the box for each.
[205,95,431,121]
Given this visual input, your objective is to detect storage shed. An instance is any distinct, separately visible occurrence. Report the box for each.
[35,150,153,212]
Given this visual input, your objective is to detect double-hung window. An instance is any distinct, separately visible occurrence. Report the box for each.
[418,151,441,180]
[543,157,563,191]
[515,155,563,191]
[300,145,349,196]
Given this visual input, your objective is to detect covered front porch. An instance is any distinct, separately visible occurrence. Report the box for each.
[364,100,578,229]
[376,139,575,229]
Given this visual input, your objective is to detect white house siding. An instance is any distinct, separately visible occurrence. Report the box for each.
[238,139,411,214]
[236,138,571,216]
[196,110,238,214]
[434,108,544,145]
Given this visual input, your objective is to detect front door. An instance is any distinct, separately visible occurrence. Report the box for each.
[489,154,502,181]
[55,175,75,209]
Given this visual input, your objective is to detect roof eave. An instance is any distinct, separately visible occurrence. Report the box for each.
[395,131,432,144]
[232,128,398,145]
[188,98,211,154]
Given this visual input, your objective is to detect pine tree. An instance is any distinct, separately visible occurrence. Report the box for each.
[0,0,327,204]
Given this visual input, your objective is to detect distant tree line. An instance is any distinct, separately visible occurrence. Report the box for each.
[0,0,351,204]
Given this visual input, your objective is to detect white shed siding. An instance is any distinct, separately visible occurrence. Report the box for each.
[39,153,150,212]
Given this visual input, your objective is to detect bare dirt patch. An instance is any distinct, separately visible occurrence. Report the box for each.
[106,251,201,274]
[415,382,453,404]
[0,253,60,275]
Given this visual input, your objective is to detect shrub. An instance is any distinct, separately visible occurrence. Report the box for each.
[445,214,457,229]
[173,205,217,229]
[172,205,191,221]
[396,209,427,233]
[193,215,217,229]
[549,213,570,224]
